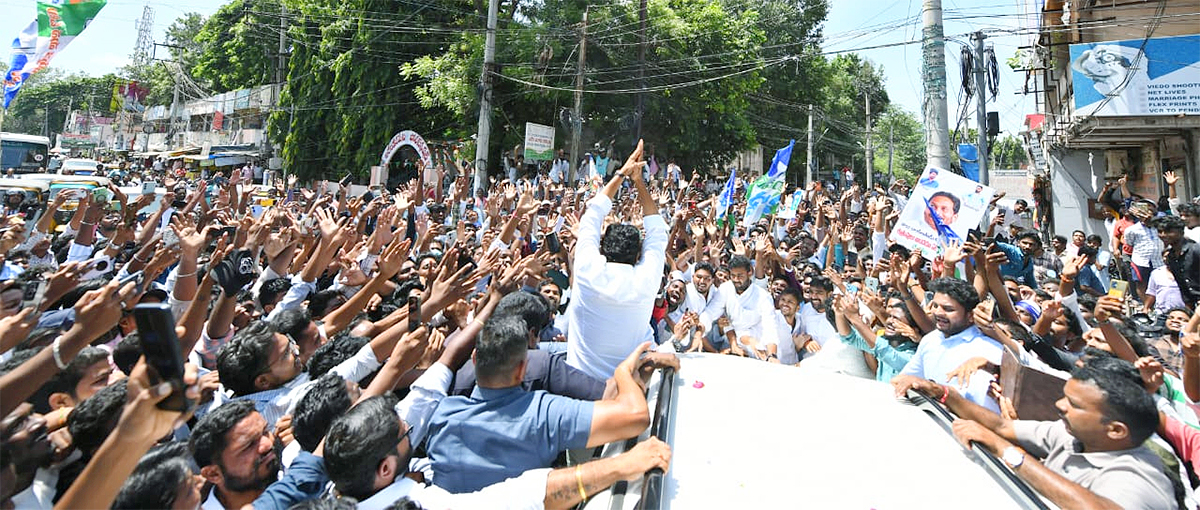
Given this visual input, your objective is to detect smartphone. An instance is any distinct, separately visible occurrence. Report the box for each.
[864,277,879,293]
[21,280,47,311]
[339,174,352,188]
[133,303,194,413]
[141,181,156,196]
[118,270,147,296]
[845,251,859,267]
[92,188,111,203]
[456,251,476,271]
[407,296,422,333]
[548,269,569,291]
[545,232,561,254]
[163,229,180,249]
[967,228,983,243]
[1108,279,1129,298]
[212,225,237,239]
[80,257,113,281]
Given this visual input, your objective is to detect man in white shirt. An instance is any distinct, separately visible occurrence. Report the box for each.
[566,140,667,380]
[550,150,569,184]
[795,277,872,378]
[712,255,778,358]
[680,261,724,334]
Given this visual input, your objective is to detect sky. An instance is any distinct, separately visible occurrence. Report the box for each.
[0,0,1037,135]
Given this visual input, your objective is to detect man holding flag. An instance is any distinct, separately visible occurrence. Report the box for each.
[743,140,794,227]
[4,0,107,109]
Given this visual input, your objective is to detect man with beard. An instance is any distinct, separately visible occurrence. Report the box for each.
[680,262,723,336]
[994,231,1041,287]
[654,275,688,344]
[891,278,1004,412]
[712,256,778,358]
[794,277,872,378]
[896,357,1173,510]
[190,401,284,510]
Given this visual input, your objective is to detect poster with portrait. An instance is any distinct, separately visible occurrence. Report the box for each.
[1069,34,1200,117]
[889,167,995,260]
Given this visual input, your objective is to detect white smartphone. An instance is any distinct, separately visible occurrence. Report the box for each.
[141,181,156,196]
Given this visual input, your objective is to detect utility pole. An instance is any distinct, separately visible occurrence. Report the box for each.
[567,8,587,184]
[272,4,287,167]
[921,0,951,170]
[473,0,499,194]
[805,104,815,187]
[972,31,990,185]
[634,0,647,144]
[865,92,873,189]
[886,122,895,182]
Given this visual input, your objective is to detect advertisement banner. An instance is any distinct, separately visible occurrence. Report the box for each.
[889,167,995,259]
[1069,34,1200,117]
[523,122,554,161]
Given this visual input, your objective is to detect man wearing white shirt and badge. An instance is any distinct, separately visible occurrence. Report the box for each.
[712,255,778,359]
[566,140,668,380]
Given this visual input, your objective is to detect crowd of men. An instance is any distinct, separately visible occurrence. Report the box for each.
[0,135,1199,510]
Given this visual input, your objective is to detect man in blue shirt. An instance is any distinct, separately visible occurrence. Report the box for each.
[993,231,1040,287]
[425,315,660,493]
[892,278,1004,413]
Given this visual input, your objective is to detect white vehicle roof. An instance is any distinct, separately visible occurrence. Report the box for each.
[60,158,101,169]
[584,354,1054,509]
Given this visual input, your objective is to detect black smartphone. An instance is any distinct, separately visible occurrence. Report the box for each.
[548,269,569,291]
[407,296,421,333]
[845,251,859,266]
[545,232,561,254]
[133,303,194,413]
[118,270,148,296]
[967,228,983,243]
[339,174,352,188]
[457,251,476,271]
[982,236,997,250]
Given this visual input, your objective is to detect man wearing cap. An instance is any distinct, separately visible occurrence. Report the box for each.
[1122,201,1164,298]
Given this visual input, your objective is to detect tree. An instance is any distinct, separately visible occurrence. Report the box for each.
[2,71,120,137]
[192,1,274,93]
[870,104,923,184]
[990,135,1029,170]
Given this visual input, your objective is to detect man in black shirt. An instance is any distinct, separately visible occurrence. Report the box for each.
[1155,215,1200,308]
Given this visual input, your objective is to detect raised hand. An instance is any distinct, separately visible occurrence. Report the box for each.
[942,240,966,267]
[1165,170,1180,187]
[619,140,646,179]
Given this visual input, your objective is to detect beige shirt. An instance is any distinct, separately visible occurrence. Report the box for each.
[1012,420,1175,510]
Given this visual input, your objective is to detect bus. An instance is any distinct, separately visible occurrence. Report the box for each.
[0,132,51,174]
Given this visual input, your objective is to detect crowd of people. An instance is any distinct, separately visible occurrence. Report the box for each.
[0,135,1198,510]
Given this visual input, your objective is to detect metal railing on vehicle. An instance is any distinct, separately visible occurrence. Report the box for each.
[638,367,676,510]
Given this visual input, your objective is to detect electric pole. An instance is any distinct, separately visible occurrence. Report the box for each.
[865,92,873,189]
[805,104,815,187]
[973,31,990,185]
[921,0,951,170]
[567,8,587,184]
[474,0,499,194]
[887,122,894,183]
[273,5,287,163]
[634,0,647,144]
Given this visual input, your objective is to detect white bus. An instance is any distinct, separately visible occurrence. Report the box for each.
[0,132,51,174]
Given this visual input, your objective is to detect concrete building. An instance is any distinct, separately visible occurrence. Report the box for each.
[1021,0,1199,238]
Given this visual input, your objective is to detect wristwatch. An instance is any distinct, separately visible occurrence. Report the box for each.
[1002,446,1025,469]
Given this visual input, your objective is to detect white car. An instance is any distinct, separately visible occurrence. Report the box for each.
[583,354,1054,509]
[57,158,103,176]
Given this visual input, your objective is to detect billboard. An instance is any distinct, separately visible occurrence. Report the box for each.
[889,167,996,260]
[1069,34,1200,117]
[523,122,554,161]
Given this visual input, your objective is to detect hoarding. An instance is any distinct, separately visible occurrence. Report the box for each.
[1070,34,1200,117]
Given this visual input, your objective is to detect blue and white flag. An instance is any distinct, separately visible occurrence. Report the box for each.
[743,140,793,226]
[716,168,736,220]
